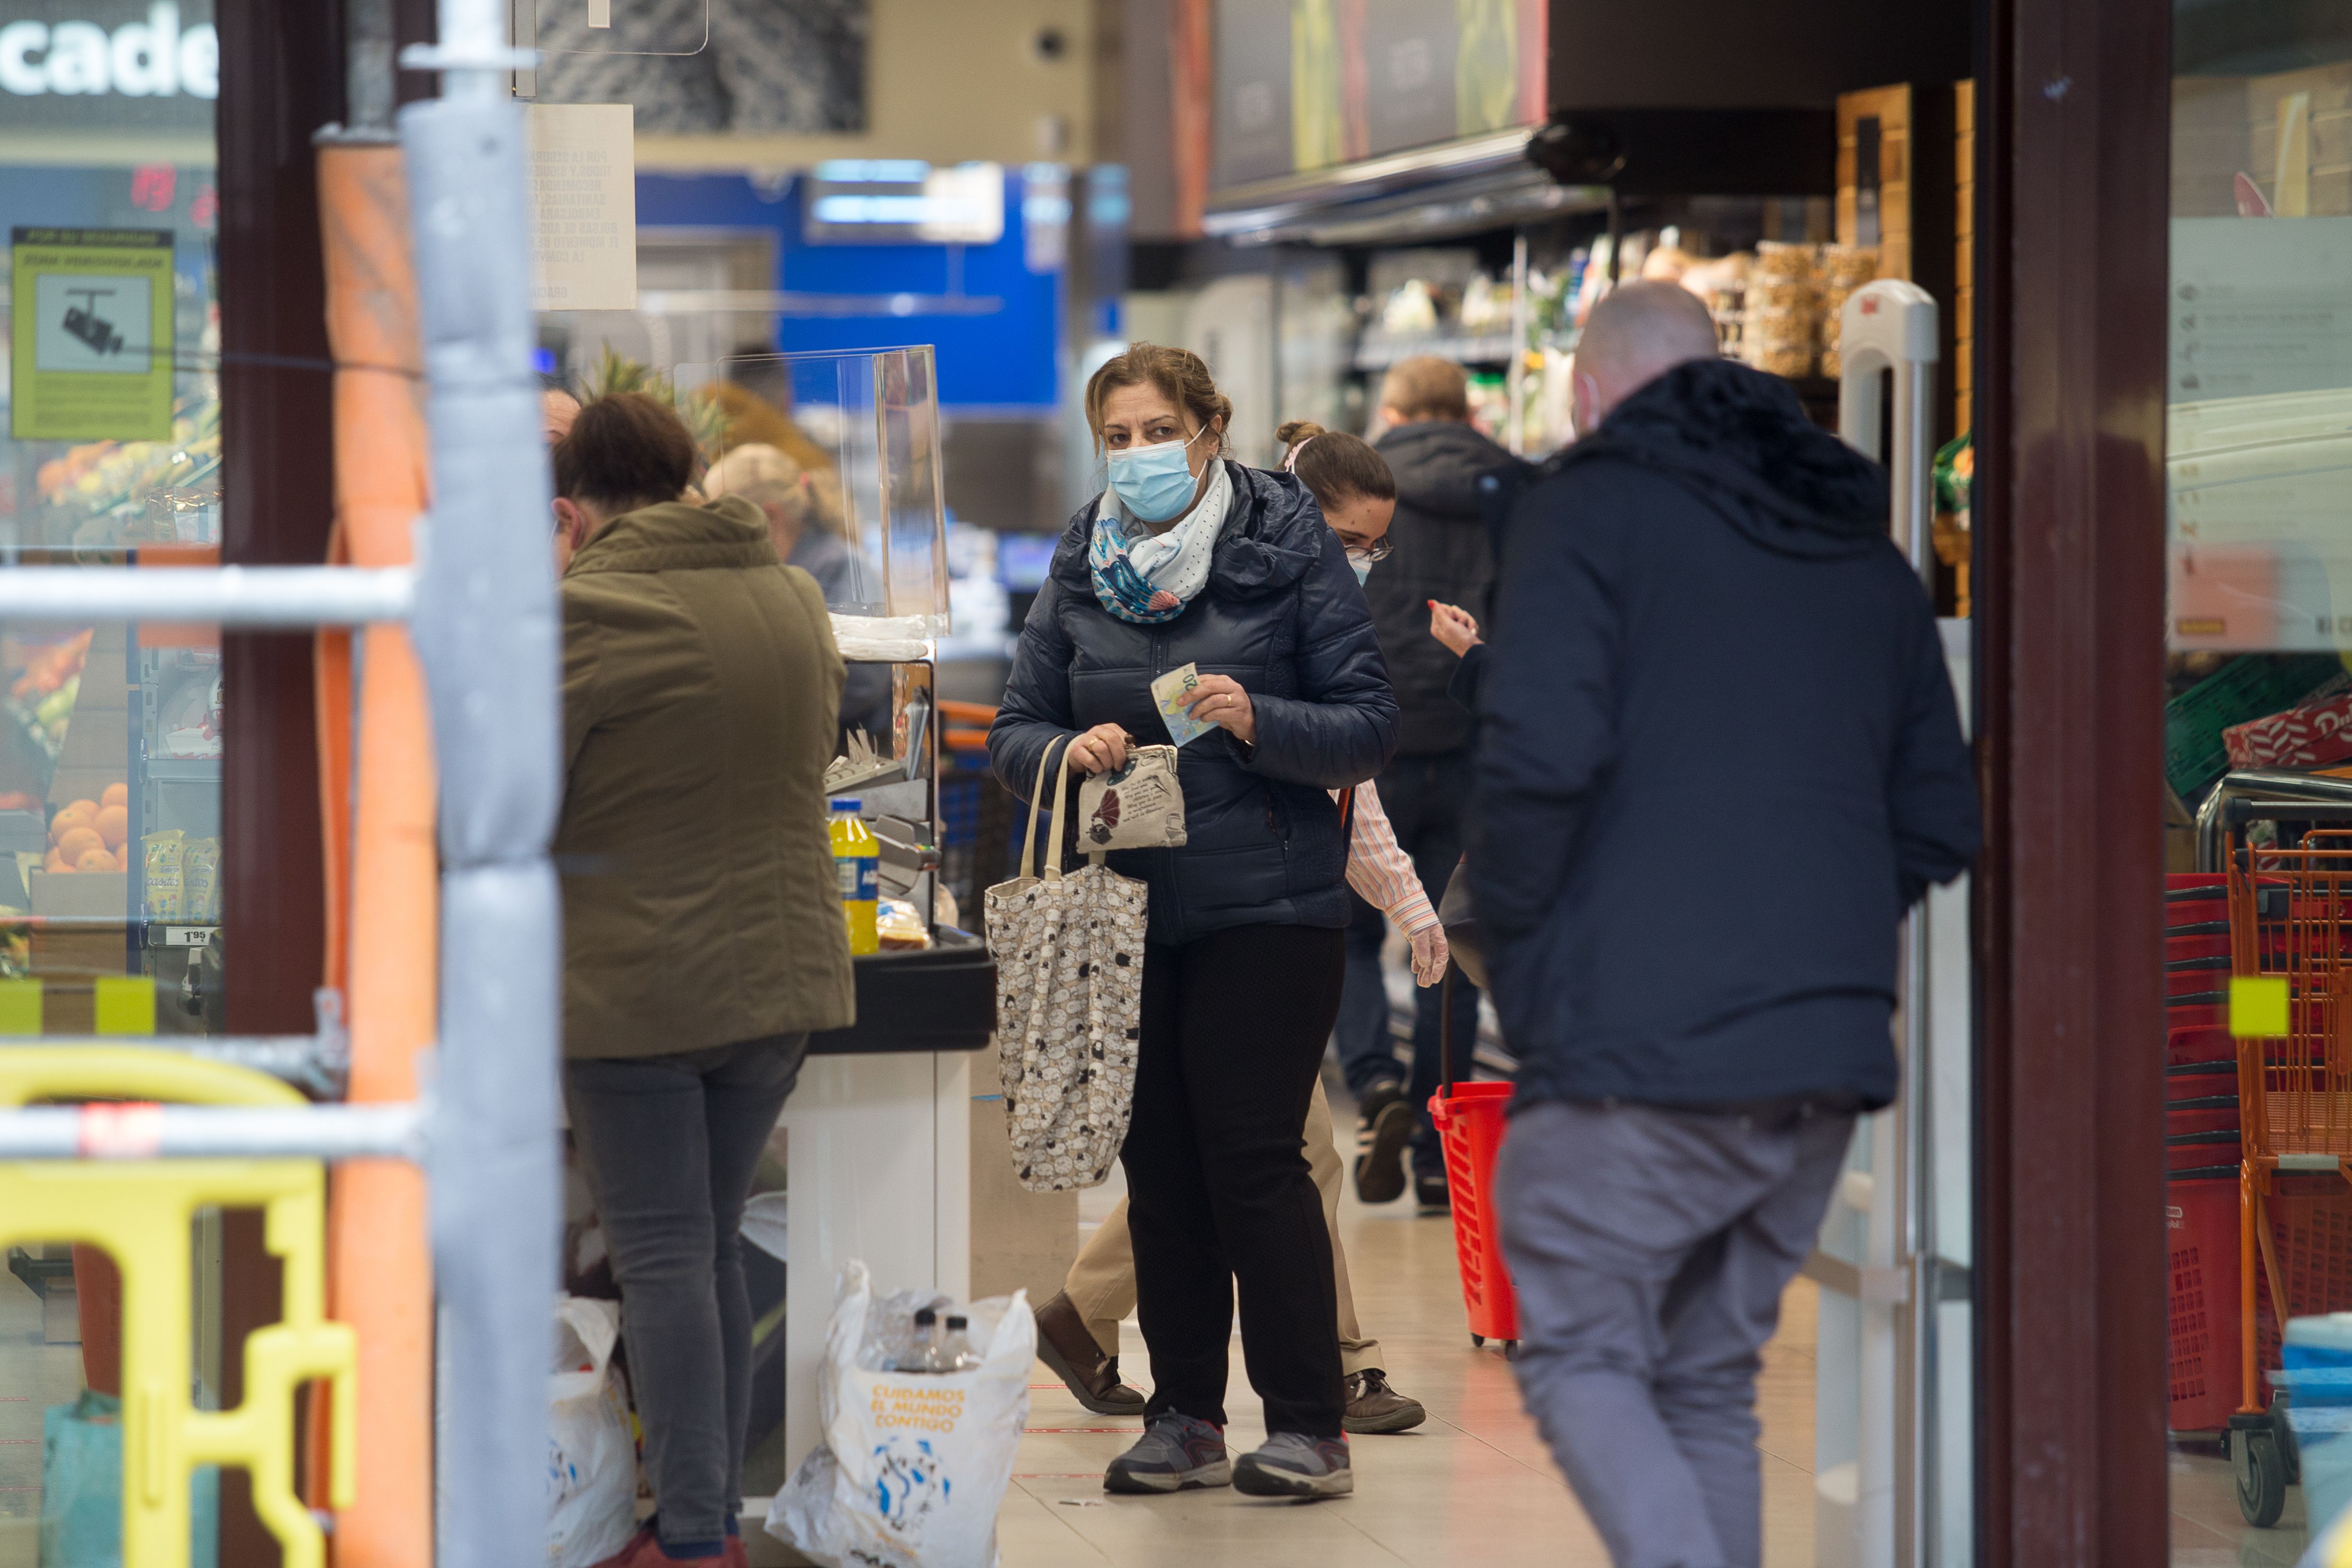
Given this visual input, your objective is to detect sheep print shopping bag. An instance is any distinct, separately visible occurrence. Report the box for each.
[982,736,1146,1192]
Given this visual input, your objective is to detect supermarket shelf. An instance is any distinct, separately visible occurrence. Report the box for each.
[1353,333,1518,372]
[145,758,221,783]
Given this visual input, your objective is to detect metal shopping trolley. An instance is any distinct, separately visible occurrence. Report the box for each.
[2221,801,2352,1523]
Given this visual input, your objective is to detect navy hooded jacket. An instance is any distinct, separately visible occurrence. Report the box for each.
[989,460,1399,947]
[1470,357,1980,1111]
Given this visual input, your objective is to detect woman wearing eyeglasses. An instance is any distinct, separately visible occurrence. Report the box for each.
[988,344,1398,1501]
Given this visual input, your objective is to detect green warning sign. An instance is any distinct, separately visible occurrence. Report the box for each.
[10,227,176,442]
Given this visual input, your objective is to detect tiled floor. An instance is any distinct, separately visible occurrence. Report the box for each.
[979,1133,1828,1568]
[0,1251,101,1568]
[0,1116,2312,1567]
[2171,1442,2311,1566]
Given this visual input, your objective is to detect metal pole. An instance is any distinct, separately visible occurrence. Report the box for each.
[0,566,413,625]
[346,0,396,136]
[401,6,562,1560]
[0,1102,423,1160]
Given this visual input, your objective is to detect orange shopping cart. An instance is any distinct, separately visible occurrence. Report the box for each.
[2220,799,2352,1524]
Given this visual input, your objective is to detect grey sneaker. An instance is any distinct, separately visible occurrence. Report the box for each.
[1103,1412,1231,1494]
[1233,1432,1353,1498]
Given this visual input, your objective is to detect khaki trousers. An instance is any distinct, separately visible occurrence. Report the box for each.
[1062,1076,1382,1377]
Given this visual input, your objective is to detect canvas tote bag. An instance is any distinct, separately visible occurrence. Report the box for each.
[983,736,1148,1191]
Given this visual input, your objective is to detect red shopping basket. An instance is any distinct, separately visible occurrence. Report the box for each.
[1427,968,1519,1348]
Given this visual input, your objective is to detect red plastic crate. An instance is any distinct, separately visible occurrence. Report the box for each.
[1429,1081,1519,1345]
[2168,1175,2352,1431]
[2170,1174,2244,1432]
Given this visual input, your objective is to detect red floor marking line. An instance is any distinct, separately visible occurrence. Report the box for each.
[1023,1427,1140,1434]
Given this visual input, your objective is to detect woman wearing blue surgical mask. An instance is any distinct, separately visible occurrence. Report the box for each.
[1275,419,1397,582]
[989,344,1398,1502]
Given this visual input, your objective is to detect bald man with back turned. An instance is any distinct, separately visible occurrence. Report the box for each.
[1469,282,1980,1568]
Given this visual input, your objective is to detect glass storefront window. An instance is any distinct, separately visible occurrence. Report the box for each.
[2167,12,2352,1561]
[0,6,231,1555]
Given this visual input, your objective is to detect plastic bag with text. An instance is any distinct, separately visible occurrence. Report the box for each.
[548,1294,639,1568]
[767,1261,1034,1568]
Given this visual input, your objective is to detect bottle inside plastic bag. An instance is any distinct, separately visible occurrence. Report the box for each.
[939,1315,981,1372]
[855,1289,954,1372]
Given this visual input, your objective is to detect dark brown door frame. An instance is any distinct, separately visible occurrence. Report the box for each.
[1973,0,2172,1556]
[216,1,344,1560]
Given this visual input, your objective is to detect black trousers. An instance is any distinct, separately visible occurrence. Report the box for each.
[1123,923,1348,1438]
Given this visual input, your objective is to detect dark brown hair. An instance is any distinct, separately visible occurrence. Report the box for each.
[551,392,696,510]
[1083,343,1233,453]
[1276,420,1396,508]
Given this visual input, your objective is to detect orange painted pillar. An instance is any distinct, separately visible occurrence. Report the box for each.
[315,139,437,1568]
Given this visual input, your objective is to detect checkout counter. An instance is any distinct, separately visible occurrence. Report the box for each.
[671,347,1003,1469]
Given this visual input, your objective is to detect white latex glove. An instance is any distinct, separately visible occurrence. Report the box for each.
[1409,924,1450,987]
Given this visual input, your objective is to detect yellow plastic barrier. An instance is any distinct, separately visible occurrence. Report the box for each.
[0,1048,357,1568]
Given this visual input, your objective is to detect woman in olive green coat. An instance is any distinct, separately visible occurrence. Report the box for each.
[552,392,854,1568]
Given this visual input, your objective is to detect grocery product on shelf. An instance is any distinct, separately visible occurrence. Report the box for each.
[141,831,186,920]
[1816,245,1882,379]
[1742,242,1822,379]
[41,786,132,874]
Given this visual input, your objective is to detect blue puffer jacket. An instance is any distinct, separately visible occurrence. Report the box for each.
[989,461,1399,947]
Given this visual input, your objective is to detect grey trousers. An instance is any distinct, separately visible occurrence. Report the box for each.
[565,1033,809,1554]
[1496,1097,1854,1568]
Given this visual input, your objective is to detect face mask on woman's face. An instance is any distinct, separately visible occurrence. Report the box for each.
[1106,426,1208,523]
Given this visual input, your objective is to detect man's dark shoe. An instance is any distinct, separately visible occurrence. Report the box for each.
[1342,1369,1427,1434]
[1033,1290,1145,1415]
[1352,1078,1411,1204]
[1415,1169,1451,1211]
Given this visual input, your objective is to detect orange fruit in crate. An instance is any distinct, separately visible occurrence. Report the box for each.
[49,802,93,843]
[94,805,127,850]
[42,849,68,874]
[73,847,113,873]
[100,783,127,808]
[54,826,101,864]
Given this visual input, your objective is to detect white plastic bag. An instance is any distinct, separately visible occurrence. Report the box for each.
[767,1262,1035,1568]
[548,1295,638,1568]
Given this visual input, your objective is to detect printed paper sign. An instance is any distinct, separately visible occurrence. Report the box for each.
[1150,663,1217,746]
[525,103,637,310]
[10,227,175,441]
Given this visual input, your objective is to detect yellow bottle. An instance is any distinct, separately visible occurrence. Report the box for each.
[829,798,880,955]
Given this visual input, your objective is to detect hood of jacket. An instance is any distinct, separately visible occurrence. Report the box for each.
[1050,459,1326,600]
[567,495,779,576]
[1377,420,1511,522]
[1569,356,1889,559]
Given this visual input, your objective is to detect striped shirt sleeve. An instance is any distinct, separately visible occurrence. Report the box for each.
[1333,781,1439,935]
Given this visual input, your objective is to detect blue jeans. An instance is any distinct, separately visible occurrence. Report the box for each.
[1331,751,1483,1176]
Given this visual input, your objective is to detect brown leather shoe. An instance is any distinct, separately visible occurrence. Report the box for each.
[1034,1290,1146,1416]
[1342,1369,1427,1434]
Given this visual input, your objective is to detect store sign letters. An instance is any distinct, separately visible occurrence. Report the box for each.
[0,6,218,100]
